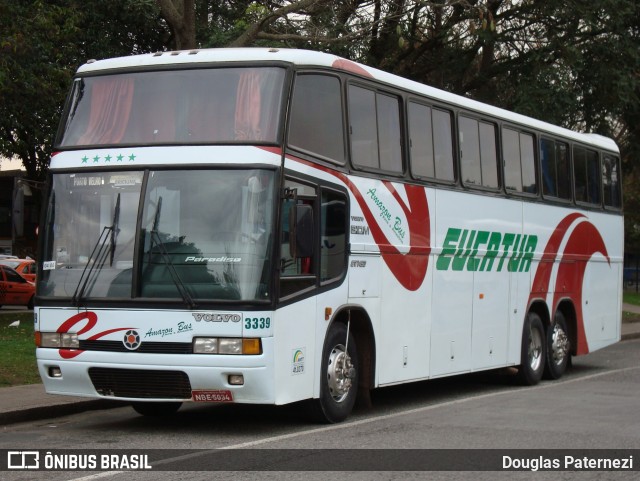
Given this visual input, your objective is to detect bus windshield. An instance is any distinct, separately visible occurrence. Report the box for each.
[58,67,286,146]
[39,169,275,303]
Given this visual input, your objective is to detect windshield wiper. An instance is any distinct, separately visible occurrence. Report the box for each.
[72,193,121,305]
[147,196,197,309]
[109,193,121,267]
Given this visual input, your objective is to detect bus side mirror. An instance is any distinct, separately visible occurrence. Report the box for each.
[290,204,313,259]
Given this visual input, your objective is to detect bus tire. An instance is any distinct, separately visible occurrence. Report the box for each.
[517,312,546,385]
[312,322,358,423]
[131,401,182,417]
[544,311,570,380]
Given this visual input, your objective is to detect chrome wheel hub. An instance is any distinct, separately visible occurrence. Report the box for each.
[550,324,569,366]
[327,344,354,402]
[528,326,543,371]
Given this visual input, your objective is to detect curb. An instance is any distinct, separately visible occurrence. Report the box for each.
[0,399,121,426]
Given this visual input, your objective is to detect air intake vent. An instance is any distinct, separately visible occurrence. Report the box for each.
[88,367,192,399]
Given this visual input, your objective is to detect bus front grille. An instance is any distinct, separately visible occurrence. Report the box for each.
[79,340,192,354]
[88,367,192,399]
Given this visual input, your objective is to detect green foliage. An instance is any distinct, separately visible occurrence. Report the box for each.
[623,292,640,307]
[0,0,166,179]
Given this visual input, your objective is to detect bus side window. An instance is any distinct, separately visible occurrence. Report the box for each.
[279,181,317,299]
[408,102,455,182]
[603,154,621,208]
[349,85,403,174]
[541,138,571,200]
[321,189,347,282]
[574,146,601,205]
[459,115,498,189]
[288,74,345,164]
[503,127,537,194]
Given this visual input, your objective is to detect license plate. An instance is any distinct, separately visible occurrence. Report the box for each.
[191,390,234,402]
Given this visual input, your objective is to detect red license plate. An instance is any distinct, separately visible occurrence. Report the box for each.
[192,390,234,403]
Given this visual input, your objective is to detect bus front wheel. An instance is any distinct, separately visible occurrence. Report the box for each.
[517,312,546,385]
[313,322,359,423]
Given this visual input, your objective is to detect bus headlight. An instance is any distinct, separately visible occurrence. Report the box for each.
[193,337,261,355]
[218,338,242,355]
[193,338,218,354]
[38,332,79,349]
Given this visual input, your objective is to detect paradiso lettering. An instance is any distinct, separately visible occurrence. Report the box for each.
[436,227,538,273]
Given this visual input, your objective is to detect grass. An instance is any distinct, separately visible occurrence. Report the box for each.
[623,291,640,306]
[0,312,40,387]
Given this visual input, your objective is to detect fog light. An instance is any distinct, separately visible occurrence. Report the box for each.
[228,374,244,385]
[48,366,62,378]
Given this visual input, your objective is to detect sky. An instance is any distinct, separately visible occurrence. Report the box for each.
[0,156,24,171]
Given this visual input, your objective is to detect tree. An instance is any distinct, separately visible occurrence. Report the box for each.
[0,0,166,180]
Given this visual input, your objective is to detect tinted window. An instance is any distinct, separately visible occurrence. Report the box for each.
[541,138,571,200]
[349,86,378,169]
[377,93,402,173]
[503,128,537,194]
[574,146,601,205]
[433,109,455,181]
[59,67,286,146]
[289,74,345,163]
[459,116,498,188]
[321,190,347,282]
[349,85,402,173]
[408,102,435,178]
[602,154,621,208]
[503,128,522,191]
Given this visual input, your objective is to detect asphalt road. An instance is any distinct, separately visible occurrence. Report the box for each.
[1,338,639,480]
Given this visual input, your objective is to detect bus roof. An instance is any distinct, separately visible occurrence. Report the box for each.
[77,48,619,153]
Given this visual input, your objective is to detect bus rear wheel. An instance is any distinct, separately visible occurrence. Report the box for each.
[544,311,570,380]
[517,312,546,385]
[131,401,182,417]
[312,322,358,423]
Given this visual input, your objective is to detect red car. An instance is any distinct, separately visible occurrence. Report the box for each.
[0,265,35,309]
[0,258,36,283]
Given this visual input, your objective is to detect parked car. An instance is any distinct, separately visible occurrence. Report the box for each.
[0,258,36,283]
[0,265,35,309]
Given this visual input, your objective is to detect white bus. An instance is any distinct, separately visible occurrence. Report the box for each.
[35,48,623,423]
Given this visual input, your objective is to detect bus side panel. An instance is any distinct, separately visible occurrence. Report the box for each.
[430,190,521,377]
[272,297,317,405]
[522,203,623,356]
[579,211,623,352]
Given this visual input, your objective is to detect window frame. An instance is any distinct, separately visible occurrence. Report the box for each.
[501,124,539,198]
[347,81,405,177]
[457,112,500,191]
[572,144,602,208]
[539,136,572,204]
[407,98,457,185]
[287,71,347,166]
[602,153,622,211]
